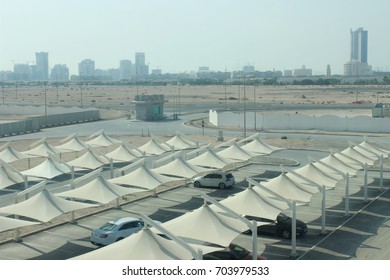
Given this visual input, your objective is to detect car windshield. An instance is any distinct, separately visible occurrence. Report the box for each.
[229,244,249,259]
[277,213,291,223]
[99,222,117,231]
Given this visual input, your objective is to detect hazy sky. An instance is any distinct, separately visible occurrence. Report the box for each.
[1,0,389,75]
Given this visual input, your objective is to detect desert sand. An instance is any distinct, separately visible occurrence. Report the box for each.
[0,84,389,242]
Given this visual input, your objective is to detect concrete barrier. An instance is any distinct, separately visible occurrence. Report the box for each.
[209,110,390,133]
[0,109,100,137]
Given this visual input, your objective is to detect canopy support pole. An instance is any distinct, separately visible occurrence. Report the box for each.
[201,193,259,260]
[380,155,384,192]
[345,174,350,216]
[115,197,120,209]
[141,214,203,260]
[69,211,76,224]
[110,158,114,179]
[291,201,297,258]
[364,164,368,202]
[14,228,22,242]
[321,186,326,235]
[246,178,297,258]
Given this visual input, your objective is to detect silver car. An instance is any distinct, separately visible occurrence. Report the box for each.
[90,217,144,246]
[192,171,235,189]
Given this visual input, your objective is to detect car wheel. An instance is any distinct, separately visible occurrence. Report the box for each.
[281,229,291,239]
[218,182,226,189]
[194,181,201,188]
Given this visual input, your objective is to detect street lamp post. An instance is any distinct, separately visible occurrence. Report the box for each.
[253,75,257,130]
[224,69,227,110]
[56,73,59,102]
[2,84,4,105]
[79,75,83,108]
[15,81,18,100]
[44,82,47,126]
[178,81,181,116]
[243,75,246,138]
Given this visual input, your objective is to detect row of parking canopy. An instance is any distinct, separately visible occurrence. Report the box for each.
[0,131,281,232]
[0,129,389,259]
[74,136,390,260]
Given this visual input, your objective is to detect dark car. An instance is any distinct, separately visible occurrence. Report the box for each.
[203,243,266,260]
[244,213,307,239]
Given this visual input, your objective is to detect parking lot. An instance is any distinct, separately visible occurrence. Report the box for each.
[0,148,389,260]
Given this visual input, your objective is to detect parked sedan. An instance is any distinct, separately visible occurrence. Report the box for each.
[245,213,307,239]
[203,243,266,260]
[90,217,145,246]
[192,171,235,189]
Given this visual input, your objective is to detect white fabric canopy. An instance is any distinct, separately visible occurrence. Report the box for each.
[315,154,360,176]
[72,227,219,260]
[262,172,317,203]
[152,204,248,247]
[67,149,110,170]
[108,165,180,190]
[55,136,89,152]
[105,144,142,162]
[358,141,390,158]
[0,146,28,163]
[289,163,342,189]
[187,149,234,169]
[0,189,97,222]
[0,216,40,233]
[22,142,62,157]
[57,176,144,204]
[165,135,197,150]
[214,186,288,220]
[85,133,121,147]
[0,165,26,189]
[137,139,171,155]
[152,158,210,178]
[353,145,381,160]
[216,143,256,161]
[21,158,71,179]
[340,146,376,166]
[241,138,283,155]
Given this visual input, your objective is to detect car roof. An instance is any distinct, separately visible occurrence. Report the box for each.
[109,217,142,225]
[205,170,226,175]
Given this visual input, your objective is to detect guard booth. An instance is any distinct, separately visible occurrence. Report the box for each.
[372,103,390,118]
[131,94,165,121]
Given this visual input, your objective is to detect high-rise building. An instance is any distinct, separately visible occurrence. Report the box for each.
[13,64,30,80]
[344,27,372,76]
[78,59,95,78]
[135,52,145,66]
[51,64,69,81]
[293,65,312,77]
[133,52,148,78]
[243,65,255,73]
[120,60,132,80]
[326,65,331,77]
[350,27,368,63]
[35,52,49,81]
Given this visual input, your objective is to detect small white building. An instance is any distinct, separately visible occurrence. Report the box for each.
[372,103,390,118]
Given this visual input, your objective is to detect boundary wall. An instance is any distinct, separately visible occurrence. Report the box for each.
[0,105,100,137]
[209,110,390,133]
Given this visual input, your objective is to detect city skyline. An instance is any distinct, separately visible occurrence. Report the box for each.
[1,0,389,75]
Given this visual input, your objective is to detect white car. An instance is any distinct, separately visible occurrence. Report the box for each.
[192,171,235,189]
[90,217,145,246]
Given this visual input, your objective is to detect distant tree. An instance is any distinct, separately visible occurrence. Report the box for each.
[384,75,390,84]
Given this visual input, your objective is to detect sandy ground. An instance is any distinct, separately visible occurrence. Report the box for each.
[1,84,390,111]
[1,84,389,242]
